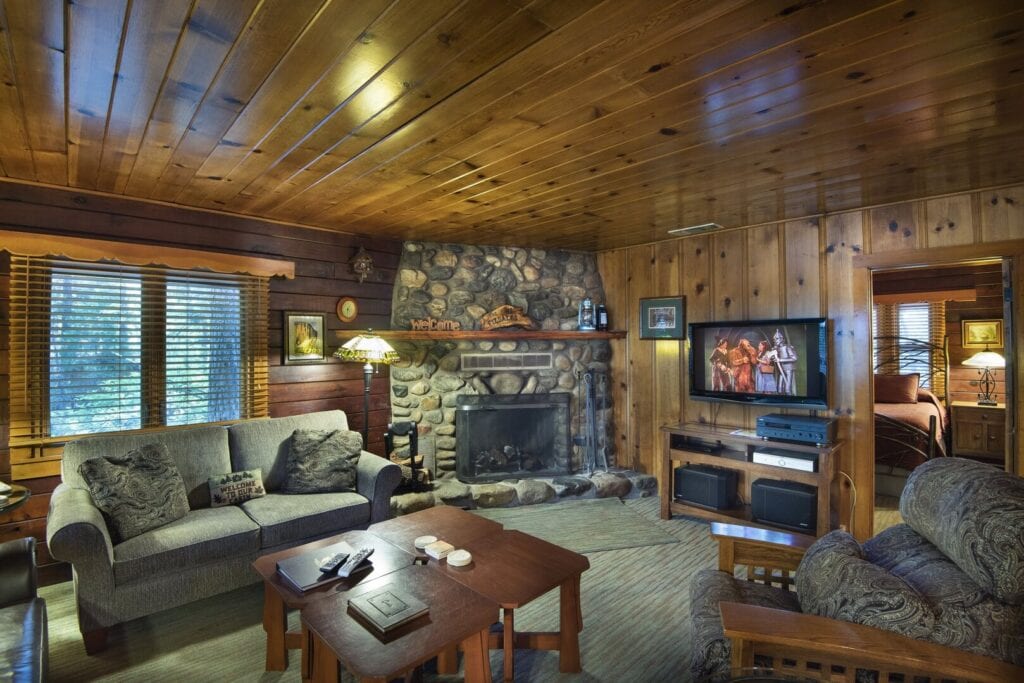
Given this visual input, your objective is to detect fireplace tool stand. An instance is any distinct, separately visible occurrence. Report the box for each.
[385,421,430,493]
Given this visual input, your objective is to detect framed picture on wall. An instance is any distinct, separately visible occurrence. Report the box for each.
[639,296,686,339]
[283,311,327,364]
[962,319,1003,349]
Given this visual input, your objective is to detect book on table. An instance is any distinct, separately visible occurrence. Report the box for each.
[275,540,355,593]
[348,584,429,634]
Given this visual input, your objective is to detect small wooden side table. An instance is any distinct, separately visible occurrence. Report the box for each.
[950,401,1006,460]
[0,483,30,515]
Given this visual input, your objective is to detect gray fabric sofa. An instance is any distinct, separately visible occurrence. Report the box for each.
[690,457,1024,679]
[47,410,401,653]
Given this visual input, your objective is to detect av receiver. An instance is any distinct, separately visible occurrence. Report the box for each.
[756,413,836,446]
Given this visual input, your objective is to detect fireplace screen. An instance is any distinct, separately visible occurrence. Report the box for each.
[455,393,571,483]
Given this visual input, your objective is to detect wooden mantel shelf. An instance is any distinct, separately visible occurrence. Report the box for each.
[334,329,627,341]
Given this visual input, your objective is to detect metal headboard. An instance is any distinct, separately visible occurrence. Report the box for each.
[873,335,949,401]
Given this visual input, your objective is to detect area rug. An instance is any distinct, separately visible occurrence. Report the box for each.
[471,496,679,553]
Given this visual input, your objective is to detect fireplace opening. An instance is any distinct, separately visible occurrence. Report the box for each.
[455,393,571,483]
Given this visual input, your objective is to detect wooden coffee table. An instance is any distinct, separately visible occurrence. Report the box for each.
[252,528,416,673]
[433,529,590,682]
[302,564,497,683]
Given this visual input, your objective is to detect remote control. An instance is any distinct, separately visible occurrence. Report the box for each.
[337,546,374,578]
[318,552,349,574]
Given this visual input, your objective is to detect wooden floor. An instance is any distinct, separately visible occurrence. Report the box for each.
[874,494,903,534]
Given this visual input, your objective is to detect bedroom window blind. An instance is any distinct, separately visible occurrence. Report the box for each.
[872,301,946,395]
[8,256,269,444]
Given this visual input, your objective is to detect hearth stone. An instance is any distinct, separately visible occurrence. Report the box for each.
[434,481,472,507]
[390,492,435,516]
[553,476,594,497]
[513,479,556,505]
[472,483,517,508]
[628,473,658,497]
[592,472,632,498]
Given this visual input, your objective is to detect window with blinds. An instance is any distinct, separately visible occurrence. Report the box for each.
[9,256,269,444]
[872,301,946,394]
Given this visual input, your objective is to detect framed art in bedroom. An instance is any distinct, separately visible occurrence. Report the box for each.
[962,319,1003,349]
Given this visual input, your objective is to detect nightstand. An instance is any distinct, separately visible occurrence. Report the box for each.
[950,401,1006,460]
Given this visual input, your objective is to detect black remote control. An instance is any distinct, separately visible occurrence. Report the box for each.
[337,546,374,578]
[318,552,349,574]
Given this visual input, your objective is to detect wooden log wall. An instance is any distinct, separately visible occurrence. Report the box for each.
[597,185,1024,540]
[0,180,400,581]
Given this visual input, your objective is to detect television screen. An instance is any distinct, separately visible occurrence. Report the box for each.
[688,318,828,409]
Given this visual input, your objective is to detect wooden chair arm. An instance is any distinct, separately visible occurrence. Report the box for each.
[710,522,810,575]
[721,602,1024,683]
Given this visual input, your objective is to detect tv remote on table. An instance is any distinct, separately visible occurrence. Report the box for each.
[337,546,374,578]
[318,552,349,574]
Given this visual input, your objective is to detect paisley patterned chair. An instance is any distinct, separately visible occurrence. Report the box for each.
[689,457,1024,682]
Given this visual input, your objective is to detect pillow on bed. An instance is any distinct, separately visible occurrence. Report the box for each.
[875,373,919,403]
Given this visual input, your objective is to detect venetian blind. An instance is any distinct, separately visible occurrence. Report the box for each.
[8,256,269,444]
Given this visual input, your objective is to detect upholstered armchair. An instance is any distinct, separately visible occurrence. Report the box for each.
[690,457,1024,682]
[0,537,48,683]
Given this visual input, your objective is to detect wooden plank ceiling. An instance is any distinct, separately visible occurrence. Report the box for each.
[0,0,1022,251]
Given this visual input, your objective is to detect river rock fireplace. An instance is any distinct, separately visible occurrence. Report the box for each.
[455,393,571,483]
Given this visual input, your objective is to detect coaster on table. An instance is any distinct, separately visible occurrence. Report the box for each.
[447,549,472,567]
[0,481,11,494]
[425,540,454,560]
[414,535,437,550]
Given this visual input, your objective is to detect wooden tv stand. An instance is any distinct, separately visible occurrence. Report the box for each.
[660,423,841,539]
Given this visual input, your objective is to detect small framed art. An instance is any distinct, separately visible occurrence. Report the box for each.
[284,311,327,364]
[639,296,685,339]
[962,319,1003,349]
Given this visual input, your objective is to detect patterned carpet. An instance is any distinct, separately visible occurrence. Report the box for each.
[41,497,716,682]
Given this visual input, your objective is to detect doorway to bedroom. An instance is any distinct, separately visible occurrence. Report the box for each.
[870,258,1014,533]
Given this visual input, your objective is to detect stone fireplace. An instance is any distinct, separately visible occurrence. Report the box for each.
[388,241,615,482]
[455,394,571,483]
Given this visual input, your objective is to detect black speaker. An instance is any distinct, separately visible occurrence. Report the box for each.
[751,478,817,533]
[674,465,737,510]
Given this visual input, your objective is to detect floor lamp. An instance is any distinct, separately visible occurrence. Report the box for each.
[962,347,1005,406]
[334,330,399,449]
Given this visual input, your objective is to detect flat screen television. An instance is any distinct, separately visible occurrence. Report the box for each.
[688,317,829,409]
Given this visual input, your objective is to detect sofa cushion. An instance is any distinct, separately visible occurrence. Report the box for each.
[112,506,260,585]
[228,411,352,492]
[79,444,191,543]
[241,492,370,548]
[62,425,231,509]
[901,457,1024,605]
[689,568,801,680]
[282,429,362,494]
[865,523,1024,666]
[209,468,266,507]
[796,530,936,639]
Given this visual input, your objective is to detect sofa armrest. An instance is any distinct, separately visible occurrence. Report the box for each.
[720,602,1024,683]
[46,484,115,585]
[0,537,37,608]
[355,451,402,523]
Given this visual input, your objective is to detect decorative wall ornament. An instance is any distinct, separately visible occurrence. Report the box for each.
[336,296,358,322]
[410,317,462,331]
[349,246,374,283]
[480,304,536,330]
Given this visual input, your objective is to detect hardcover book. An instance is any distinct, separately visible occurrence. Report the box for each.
[276,540,355,593]
[348,585,429,634]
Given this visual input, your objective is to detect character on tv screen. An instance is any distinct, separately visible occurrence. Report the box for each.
[728,338,757,392]
[755,340,778,393]
[709,337,732,391]
[772,328,798,395]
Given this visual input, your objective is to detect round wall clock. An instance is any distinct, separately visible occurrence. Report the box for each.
[336,297,358,322]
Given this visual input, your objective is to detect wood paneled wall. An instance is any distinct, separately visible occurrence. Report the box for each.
[946,264,1006,404]
[598,185,1024,539]
[0,180,400,579]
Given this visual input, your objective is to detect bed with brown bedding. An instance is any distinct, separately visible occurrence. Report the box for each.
[873,336,950,471]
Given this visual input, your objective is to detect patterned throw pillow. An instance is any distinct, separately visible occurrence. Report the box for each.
[209,468,266,507]
[796,530,936,639]
[78,443,190,543]
[282,429,362,494]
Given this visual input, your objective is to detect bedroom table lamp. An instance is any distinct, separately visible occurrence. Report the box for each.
[334,330,399,448]
[961,348,1005,406]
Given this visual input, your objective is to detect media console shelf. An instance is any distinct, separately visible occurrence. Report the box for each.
[660,422,842,539]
